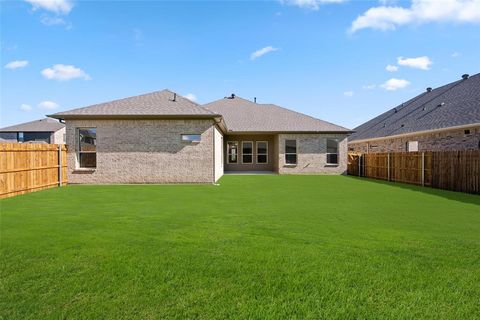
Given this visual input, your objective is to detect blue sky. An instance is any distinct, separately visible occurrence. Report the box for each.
[1,0,479,129]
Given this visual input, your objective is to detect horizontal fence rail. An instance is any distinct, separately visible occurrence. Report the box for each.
[348,150,480,194]
[0,143,67,199]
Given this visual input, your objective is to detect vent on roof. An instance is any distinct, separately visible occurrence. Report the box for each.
[383,123,386,128]
[462,74,469,80]
[426,87,432,92]
[171,92,177,102]
[394,108,398,113]
[401,124,405,128]
[227,93,236,99]
[437,102,445,107]
[254,97,257,103]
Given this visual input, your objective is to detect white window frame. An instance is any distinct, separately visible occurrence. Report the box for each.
[326,138,339,165]
[285,139,297,165]
[242,141,253,164]
[227,141,239,164]
[77,127,97,169]
[256,141,268,164]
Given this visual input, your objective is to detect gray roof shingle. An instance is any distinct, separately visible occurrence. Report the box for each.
[350,73,480,142]
[0,118,65,132]
[203,96,351,133]
[49,89,218,119]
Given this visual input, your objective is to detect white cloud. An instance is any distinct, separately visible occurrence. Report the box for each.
[386,64,399,72]
[41,64,91,81]
[20,104,32,112]
[40,15,70,27]
[4,60,29,70]
[184,93,197,102]
[38,101,59,110]
[250,46,279,60]
[25,0,73,14]
[362,84,376,90]
[397,56,432,70]
[451,51,461,58]
[381,78,410,90]
[343,91,354,97]
[281,0,346,10]
[350,0,480,33]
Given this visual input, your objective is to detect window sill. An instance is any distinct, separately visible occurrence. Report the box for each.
[283,164,297,167]
[73,168,96,173]
[325,164,339,167]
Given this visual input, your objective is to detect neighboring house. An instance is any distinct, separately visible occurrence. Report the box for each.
[349,73,480,153]
[0,118,66,144]
[49,90,351,184]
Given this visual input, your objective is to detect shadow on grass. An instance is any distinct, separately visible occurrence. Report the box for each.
[344,175,480,206]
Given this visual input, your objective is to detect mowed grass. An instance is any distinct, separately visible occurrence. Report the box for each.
[1,175,480,319]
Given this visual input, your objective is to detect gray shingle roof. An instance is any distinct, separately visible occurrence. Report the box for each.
[0,118,65,132]
[203,96,351,133]
[350,73,480,142]
[49,89,218,119]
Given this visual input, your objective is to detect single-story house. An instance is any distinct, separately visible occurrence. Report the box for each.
[49,90,352,184]
[0,118,66,144]
[349,73,480,153]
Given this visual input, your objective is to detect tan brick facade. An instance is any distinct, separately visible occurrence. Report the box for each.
[349,126,480,153]
[277,133,348,174]
[65,119,216,184]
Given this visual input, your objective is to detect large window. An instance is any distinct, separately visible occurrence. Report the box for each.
[227,141,238,164]
[326,139,339,164]
[285,139,297,164]
[242,141,253,164]
[78,128,96,168]
[256,141,268,164]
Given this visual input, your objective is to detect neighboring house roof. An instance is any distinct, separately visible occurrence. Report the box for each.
[350,73,480,142]
[203,95,351,133]
[0,118,65,132]
[49,89,219,119]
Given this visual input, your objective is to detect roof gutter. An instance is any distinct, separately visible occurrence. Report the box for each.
[349,123,480,144]
[225,130,354,135]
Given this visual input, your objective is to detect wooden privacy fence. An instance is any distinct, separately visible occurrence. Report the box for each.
[347,150,480,194]
[0,143,67,199]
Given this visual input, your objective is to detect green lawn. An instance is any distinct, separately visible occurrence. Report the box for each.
[1,175,479,319]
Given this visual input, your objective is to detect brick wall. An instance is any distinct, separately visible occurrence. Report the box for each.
[65,119,215,184]
[349,126,480,153]
[277,133,348,174]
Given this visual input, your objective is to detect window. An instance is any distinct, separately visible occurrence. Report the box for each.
[285,139,297,164]
[17,132,24,142]
[256,141,268,164]
[406,141,418,152]
[326,139,339,164]
[464,129,471,135]
[227,141,238,164]
[242,141,253,164]
[181,134,201,143]
[78,128,96,168]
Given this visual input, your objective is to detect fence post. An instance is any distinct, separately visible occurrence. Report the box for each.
[358,154,361,177]
[58,144,62,187]
[387,153,390,181]
[421,152,425,187]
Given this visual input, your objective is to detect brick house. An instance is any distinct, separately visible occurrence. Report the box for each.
[349,73,480,153]
[49,90,351,184]
[0,118,65,144]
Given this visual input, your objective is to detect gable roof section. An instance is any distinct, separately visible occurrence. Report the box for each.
[0,118,65,132]
[203,96,351,133]
[49,89,219,119]
[350,73,480,142]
